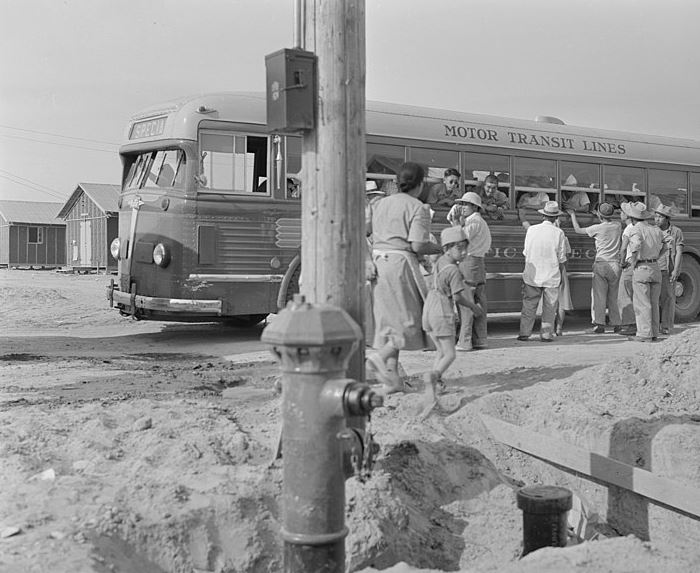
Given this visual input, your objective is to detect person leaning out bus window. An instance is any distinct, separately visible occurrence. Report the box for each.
[561,174,591,213]
[478,174,508,220]
[366,162,442,396]
[426,168,462,207]
[517,189,550,228]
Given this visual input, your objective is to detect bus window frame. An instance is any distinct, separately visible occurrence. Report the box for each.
[198,129,271,197]
[648,167,690,218]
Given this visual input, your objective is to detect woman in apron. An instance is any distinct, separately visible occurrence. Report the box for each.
[367,162,442,395]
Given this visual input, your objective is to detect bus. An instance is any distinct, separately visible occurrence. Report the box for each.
[107,92,700,324]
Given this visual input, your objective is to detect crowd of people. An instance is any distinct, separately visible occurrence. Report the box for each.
[364,162,685,416]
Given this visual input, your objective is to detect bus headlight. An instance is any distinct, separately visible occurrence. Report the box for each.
[110,238,121,260]
[153,243,171,267]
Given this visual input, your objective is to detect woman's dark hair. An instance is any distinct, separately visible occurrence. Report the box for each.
[444,167,461,179]
[396,162,424,193]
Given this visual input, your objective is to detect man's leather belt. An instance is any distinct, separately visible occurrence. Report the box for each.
[637,258,657,264]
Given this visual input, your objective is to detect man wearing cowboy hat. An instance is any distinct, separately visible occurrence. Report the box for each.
[623,201,667,342]
[568,202,622,333]
[452,191,491,350]
[654,203,684,334]
[518,201,568,342]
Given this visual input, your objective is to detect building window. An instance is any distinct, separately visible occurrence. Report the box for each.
[28,227,44,244]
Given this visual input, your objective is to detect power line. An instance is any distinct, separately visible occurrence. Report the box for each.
[0,170,67,200]
[0,132,117,154]
[0,124,119,147]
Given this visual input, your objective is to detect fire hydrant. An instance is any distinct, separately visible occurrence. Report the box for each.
[261,295,383,573]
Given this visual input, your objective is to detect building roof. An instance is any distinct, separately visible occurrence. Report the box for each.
[57,183,121,218]
[0,200,64,225]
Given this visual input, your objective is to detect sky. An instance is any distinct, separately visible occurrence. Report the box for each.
[2,0,700,204]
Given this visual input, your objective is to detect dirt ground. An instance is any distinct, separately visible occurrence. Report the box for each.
[1,269,699,573]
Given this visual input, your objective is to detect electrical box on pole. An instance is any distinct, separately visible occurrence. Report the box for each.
[265,48,316,133]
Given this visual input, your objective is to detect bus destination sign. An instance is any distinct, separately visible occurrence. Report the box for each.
[130,117,167,140]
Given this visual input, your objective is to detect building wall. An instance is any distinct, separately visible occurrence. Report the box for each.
[64,191,116,269]
[0,222,9,265]
[4,224,65,266]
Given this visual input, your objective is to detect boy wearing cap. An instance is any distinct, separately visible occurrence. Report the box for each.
[568,203,622,333]
[421,226,482,417]
[654,204,684,334]
[624,202,666,342]
[518,201,568,342]
[452,191,492,350]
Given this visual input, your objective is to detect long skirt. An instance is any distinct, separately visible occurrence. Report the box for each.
[372,252,427,350]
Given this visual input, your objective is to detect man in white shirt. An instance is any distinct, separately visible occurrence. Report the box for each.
[453,192,492,350]
[518,201,568,342]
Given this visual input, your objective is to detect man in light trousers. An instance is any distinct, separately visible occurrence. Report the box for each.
[568,202,622,333]
[518,201,568,342]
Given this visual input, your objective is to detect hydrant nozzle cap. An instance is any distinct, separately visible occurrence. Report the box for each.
[261,301,363,347]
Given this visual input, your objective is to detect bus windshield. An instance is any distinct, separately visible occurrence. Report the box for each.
[124,149,186,191]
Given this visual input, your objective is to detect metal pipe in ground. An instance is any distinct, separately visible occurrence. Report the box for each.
[516,485,573,556]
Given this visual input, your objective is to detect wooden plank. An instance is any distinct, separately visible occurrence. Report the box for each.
[480,413,700,519]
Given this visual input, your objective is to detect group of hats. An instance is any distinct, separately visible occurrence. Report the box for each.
[621,201,674,219]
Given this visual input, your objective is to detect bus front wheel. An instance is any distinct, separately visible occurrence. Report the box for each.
[223,314,268,328]
[674,254,700,322]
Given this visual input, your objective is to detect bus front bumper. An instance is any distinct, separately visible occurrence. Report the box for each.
[108,282,222,315]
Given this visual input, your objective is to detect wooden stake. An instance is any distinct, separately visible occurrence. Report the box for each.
[480,413,700,519]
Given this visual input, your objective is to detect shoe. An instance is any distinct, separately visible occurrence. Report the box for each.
[588,325,606,334]
[366,352,402,389]
[555,327,563,336]
[617,328,636,336]
[455,345,472,352]
[627,336,653,343]
[660,328,670,335]
[613,326,622,333]
[540,336,553,343]
[517,335,530,341]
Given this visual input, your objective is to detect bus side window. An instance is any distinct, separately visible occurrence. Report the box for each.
[514,158,555,206]
[366,142,406,196]
[408,147,460,207]
[560,161,600,213]
[692,172,700,217]
[199,133,267,193]
[648,169,688,216]
[603,165,644,209]
[462,152,510,221]
[285,136,302,199]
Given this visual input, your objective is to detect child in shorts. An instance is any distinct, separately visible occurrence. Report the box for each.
[421,226,483,416]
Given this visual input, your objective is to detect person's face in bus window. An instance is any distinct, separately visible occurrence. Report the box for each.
[484,180,498,197]
[444,174,459,192]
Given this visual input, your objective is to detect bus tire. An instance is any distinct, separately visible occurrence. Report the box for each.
[277,254,301,310]
[223,314,268,328]
[674,254,700,323]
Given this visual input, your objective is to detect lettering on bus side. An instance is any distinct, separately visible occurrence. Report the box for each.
[488,247,595,260]
[443,124,626,156]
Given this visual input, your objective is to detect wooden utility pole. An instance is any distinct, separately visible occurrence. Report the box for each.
[299,0,366,381]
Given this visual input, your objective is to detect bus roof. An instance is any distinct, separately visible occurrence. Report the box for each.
[123,92,700,166]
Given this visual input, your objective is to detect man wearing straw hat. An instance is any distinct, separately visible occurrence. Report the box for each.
[654,203,684,334]
[517,201,568,342]
[364,180,386,344]
[623,202,666,342]
[453,191,491,350]
[568,202,622,333]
